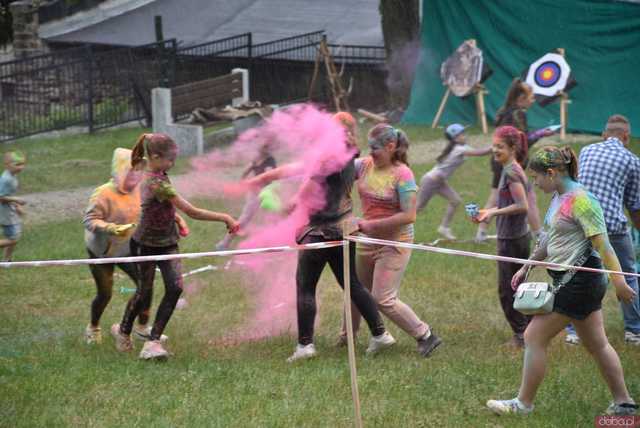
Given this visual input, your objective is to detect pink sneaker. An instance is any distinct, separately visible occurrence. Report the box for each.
[139,340,169,361]
[110,324,133,352]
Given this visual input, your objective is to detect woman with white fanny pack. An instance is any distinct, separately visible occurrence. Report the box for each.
[486,146,637,417]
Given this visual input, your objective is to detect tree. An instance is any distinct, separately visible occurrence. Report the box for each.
[379,0,420,109]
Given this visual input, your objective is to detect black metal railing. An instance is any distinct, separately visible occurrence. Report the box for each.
[0,32,387,142]
[253,31,324,60]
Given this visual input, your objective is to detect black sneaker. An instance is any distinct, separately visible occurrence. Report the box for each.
[417,332,442,357]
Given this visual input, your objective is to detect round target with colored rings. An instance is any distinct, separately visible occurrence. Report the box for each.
[534,61,562,87]
[525,53,571,97]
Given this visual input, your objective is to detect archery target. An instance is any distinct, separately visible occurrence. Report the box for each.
[525,53,571,97]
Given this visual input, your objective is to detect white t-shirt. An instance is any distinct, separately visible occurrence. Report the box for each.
[430,144,468,180]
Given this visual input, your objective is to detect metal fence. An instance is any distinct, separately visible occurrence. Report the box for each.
[0,32,387,142]
[0,40,177,141]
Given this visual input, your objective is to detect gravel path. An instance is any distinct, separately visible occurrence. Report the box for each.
[20,133,596,226]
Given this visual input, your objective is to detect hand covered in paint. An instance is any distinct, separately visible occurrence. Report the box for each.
[511,266,529,291]
[612,275,637,305]
[106,223,136,236]
[225,216,240,234]
[175,217,190,237]
[473,208,495,224]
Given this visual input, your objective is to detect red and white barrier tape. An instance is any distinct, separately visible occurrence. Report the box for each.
[0,241,343,269]
[347,235,640,278]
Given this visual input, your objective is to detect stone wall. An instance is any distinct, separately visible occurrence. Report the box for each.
[11,1,48,59]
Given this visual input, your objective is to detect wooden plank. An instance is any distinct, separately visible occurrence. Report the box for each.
[171,77,240,97]
[172,91,242,114]
[171,73,241,96]
[171,88,242,105]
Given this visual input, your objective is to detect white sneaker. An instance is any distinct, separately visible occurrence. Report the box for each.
[110,323,133,352]
[366,331,396,355]
[133,324,168,343]
[605,401,638,415]
[84,324,102,345]
[565,333,580,345]
[486,398,533,415]
[437,226,456,240]
[139,340,169,360]
[286,343,317,362]
[624,331,640,345]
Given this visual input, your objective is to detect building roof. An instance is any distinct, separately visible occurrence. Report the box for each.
[40,0,384,47]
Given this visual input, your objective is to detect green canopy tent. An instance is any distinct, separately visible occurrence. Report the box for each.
[403,0,640,136]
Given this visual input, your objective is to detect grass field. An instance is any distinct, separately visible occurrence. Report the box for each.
[0,124,638,427]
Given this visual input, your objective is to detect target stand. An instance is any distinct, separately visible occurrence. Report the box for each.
[432,39,491,134]
[525,48,574,141]
[432,84,489,134]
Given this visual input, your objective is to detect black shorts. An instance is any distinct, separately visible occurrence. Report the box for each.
[548,256,608,320]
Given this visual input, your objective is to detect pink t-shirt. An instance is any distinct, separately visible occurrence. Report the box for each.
[356,157,417,241]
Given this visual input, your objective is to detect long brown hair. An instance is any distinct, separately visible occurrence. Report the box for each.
[494,125,527,164]
[495,78,530,123]
[131,133,177,168]
[529,146,578,180]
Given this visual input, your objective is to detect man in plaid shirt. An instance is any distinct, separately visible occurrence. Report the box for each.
[565,115,640,345]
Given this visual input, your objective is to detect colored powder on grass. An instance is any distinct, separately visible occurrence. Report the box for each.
[178,104,354,341]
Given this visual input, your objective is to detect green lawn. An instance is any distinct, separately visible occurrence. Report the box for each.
[1,124,638,427]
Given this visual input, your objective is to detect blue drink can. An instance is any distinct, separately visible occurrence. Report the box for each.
[465,203,479,219]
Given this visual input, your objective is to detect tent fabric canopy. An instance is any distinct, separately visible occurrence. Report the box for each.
[403,0,640,136]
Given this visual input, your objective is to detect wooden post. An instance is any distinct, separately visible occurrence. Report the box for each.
[342,240,363,428]
[556,47,568,141]
[474,84,488,134]
[431,87,450,128]
[559,92,570,141]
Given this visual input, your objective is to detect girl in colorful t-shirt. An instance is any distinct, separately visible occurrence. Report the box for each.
[474,126,531,348]
[487,146,637,416]
[341,124,442,357]
[111,133,239,360]
[476,78,554,243]
[416,123,492,240]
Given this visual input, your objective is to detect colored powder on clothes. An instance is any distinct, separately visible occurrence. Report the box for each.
[177,104,355,341]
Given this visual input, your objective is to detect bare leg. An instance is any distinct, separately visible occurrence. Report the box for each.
[437,182,462,229]
[0,239,17,261]
[573,310,633,404]
[216,194,261,250]
[517,312,570,407]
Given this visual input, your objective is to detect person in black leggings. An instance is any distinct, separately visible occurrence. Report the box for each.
[247,111,396,362]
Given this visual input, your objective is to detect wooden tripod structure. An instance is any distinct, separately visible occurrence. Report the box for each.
[308,35,352,111]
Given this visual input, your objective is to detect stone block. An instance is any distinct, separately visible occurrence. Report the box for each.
[152,88,204,156]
